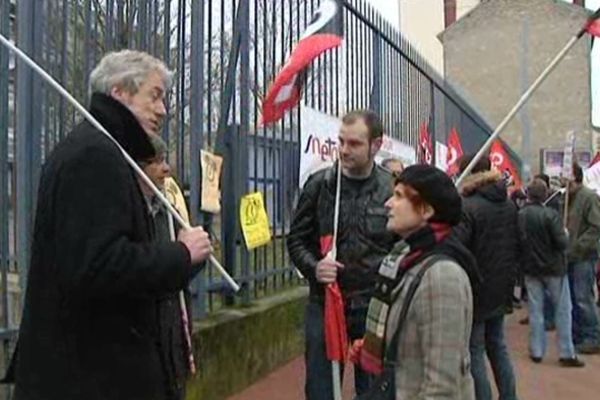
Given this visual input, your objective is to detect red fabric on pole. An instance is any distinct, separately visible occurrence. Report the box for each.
[261,34,342,124]
[261,0,343,125]
[586,9,600,37]
[320,235,348,363]
[490,140,522,188]
[325,283,348,362]
[419,123,433,165]
[446,127,464,176]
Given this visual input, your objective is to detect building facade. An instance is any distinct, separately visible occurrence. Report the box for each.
[440,0,592,177]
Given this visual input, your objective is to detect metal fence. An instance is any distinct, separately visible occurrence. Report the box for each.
[0,0,521,389]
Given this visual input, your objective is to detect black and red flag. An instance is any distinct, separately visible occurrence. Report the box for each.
[584,8,600,37]
[489,140,522,189]
[261,0,344,125]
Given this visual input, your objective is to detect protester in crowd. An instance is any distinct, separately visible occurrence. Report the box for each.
[535,173,562,213]
[454,155,521,400]
[518,178,584,367]
[381,158,404,174]
[354,165,478,400]
[287,110,397,399]
[518,175,557,331]
[137,134,196,399]
[11,50,211,400]
[566,163,600,354]
[510,188,528,307]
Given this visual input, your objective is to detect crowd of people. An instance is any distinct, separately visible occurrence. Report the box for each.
[288,111,600,399]
[5,48,600,400]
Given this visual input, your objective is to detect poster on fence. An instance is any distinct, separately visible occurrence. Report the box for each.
[299,107,416,187]
[200,150,223,214]
[240,192,272,250]
[164,177,190,224]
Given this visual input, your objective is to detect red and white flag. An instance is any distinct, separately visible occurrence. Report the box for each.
[261,0,343,125]
[489,140,522,188]
[446,128,464,176]
[419,123,433,165]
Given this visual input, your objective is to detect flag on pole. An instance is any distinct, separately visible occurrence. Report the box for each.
[324,283,348,363]
[489,140,522,188]
[320,236,348,364]
[446,128,464,176]
[419,123,433,165]
[261,0,343,125]
[585,8,600,37]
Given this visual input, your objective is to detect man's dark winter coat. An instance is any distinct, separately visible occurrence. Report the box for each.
[518,203,568,277]
[12,93,199,400]
[453,170,522,322]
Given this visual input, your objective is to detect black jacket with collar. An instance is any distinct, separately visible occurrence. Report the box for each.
[286,163,397,302]
[13,93,198,400]
[453,170,522,322]
[518,202,568,277]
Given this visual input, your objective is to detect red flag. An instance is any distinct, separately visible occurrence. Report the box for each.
[489,140,522,188]
[585,8,600,37]
[446,128,464,176]
[419,123,433,165]
[320,235,348,363]
[325,283,348,362]
[261,0,343,125]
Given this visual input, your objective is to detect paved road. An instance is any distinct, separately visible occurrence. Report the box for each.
[228,309,600,400]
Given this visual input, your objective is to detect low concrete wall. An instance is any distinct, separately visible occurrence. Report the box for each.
[186,286,308,400]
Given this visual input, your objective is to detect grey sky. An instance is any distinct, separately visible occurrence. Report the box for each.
[366,0,400,27]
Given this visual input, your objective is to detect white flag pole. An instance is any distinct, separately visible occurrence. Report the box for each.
[168,213,197,375]
[0,33,240,292]
[330,160,343,400]
[455,34,582,187]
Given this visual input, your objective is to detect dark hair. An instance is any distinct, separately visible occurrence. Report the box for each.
[534,173,550,188]
[458,154,491,174]
[342,110,384,140]
[573,162,583,183]
[394,182,429,214]
[527,178,548,203]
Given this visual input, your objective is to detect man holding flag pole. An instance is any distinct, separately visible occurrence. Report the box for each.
[287,110,396,399]
[1,49,227,400]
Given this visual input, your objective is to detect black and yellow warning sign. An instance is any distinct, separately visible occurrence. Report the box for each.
[240,192,271,250]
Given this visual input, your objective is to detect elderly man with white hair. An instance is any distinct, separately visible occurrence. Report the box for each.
[11,50,211,400]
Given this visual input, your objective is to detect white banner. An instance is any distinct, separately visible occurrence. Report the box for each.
[299,107,341,187]
[584,162,600,196]
[562,131,575,179]
[377,135,416,168]
[435,141,448,172]
[299,107,416,187]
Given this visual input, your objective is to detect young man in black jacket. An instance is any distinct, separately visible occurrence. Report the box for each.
[12,50,211,400]
[519,179,583,367]
[453,155,521,400]
[287,110,396,399]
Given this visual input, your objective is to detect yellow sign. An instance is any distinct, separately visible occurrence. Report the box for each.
[240,192,272,250]
[164,177,190,225]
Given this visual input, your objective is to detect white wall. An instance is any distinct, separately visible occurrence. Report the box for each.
[398,0,445,74]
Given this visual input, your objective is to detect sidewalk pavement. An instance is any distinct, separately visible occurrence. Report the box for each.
[228,309,600,400]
